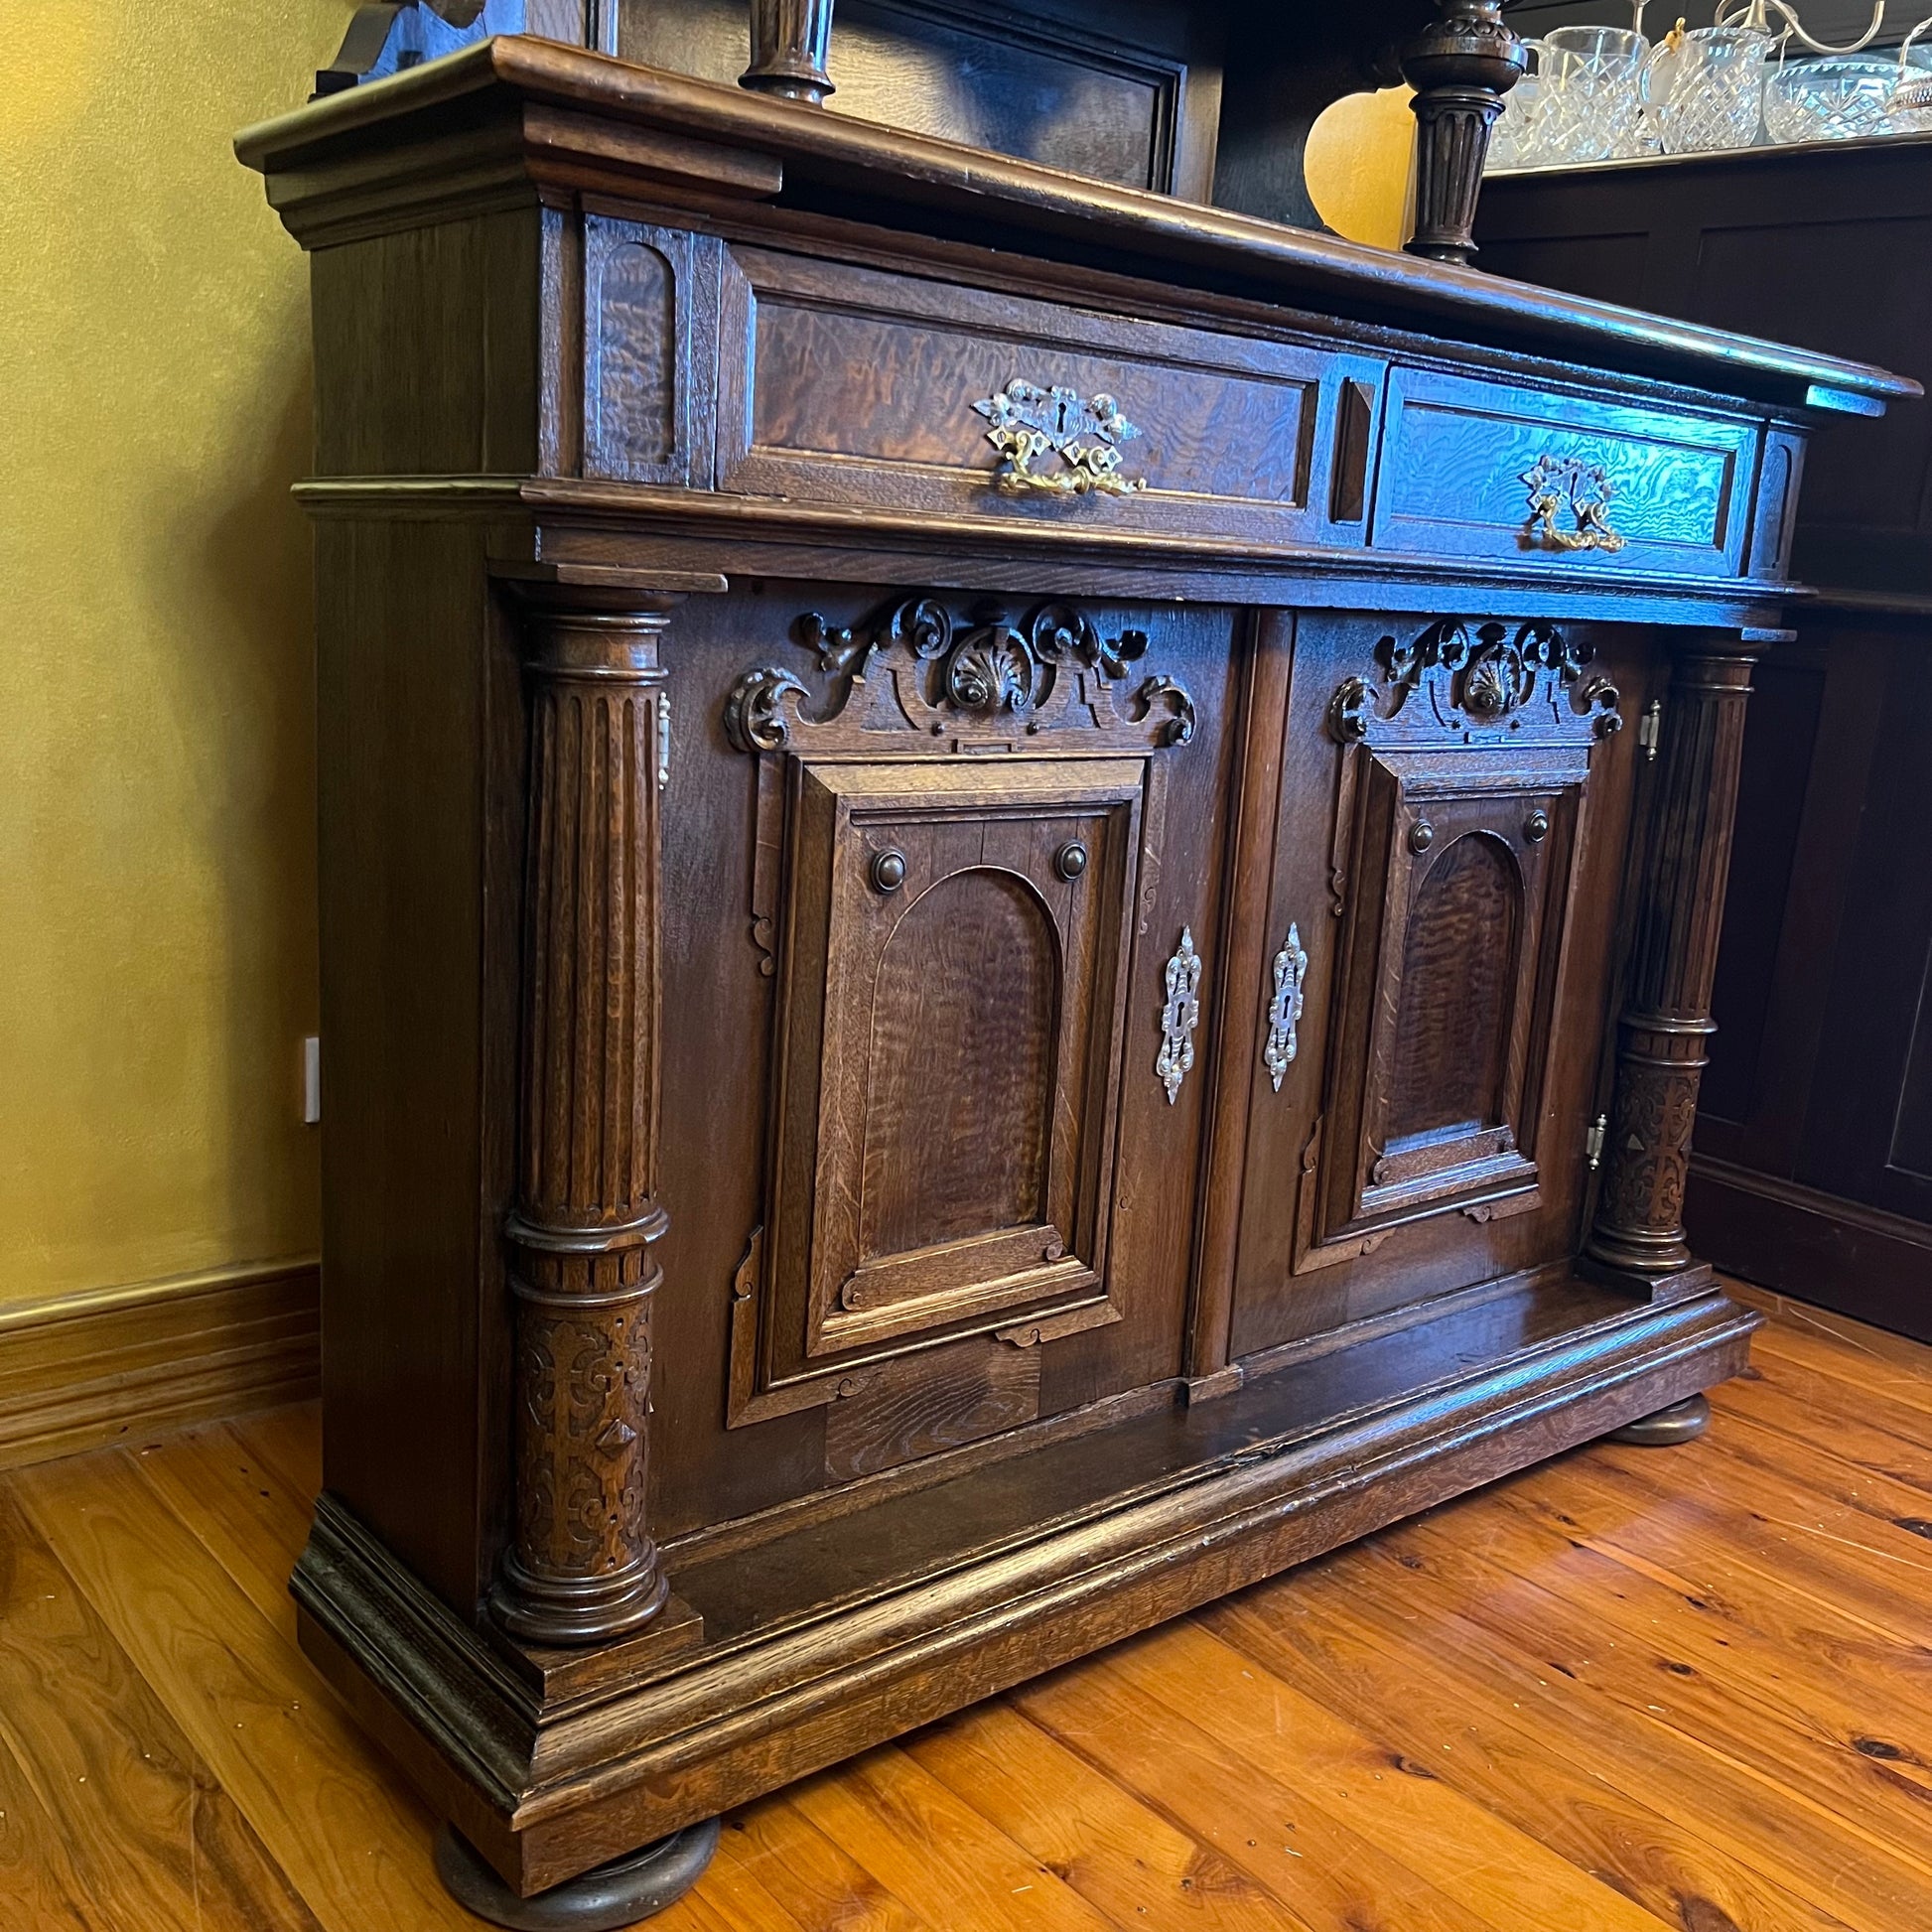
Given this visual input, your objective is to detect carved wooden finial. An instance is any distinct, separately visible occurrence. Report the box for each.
[740,0,837,104]
[1399,0,1527,268]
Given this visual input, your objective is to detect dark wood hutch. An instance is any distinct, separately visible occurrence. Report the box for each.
[237,1,1911,1920]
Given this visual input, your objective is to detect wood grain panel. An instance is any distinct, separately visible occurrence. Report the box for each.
[1374,364,1757,577]
[753,759,1143,1400]
[719,247,1339,546]
[1387,832,1519,1143]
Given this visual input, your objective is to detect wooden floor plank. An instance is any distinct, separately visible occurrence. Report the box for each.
[0,1480,320,1932]
[788,1743,1122,1932]
[1723,1282,1932,1387]
[11,1293,1932,1931]
[1712,1354,1932,1493]
[1482,1466,1932,1755]
[1557,1445,1932,1651]
[1197,1582,1859,1932]
[1113,1618,1674,1932]
[13,1449,507,1932]
[1267,1523,1932,1929]
[1697,1406,1932,1551]
[1016,1640,1518,1932]
[130,1421,311,1640]
[904,1698,1319,1932]
[1379,1499,1932,1881]
[231,1403,322,1512]
[0,1762,102,1932]
[719,1797,939,1932]
[1728,1311,1932,1426]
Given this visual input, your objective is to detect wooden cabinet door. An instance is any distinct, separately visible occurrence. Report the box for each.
[718,592,1215,1436]
[771,759,1142,1371]
[1308,738,1583,1257]
[1226,615,1635,1357]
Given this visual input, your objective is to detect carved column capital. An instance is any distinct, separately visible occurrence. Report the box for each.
[1401,0,1527,268]
[1587,631,1760,1290]
[490,580,683,1649]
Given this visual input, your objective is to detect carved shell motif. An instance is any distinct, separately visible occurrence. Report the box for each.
[723,596,1197,754]
[1326,620,1621,748]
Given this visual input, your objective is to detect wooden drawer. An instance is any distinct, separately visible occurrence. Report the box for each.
[715,245,1380,548]
[1371,365,1759,579]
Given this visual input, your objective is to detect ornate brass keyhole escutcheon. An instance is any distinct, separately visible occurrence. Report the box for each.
[1055,840,1088,881]
[1524,809,1551,845]
[972,379,1149,498]
[871,850,907,894]
[1409,818,1436,855]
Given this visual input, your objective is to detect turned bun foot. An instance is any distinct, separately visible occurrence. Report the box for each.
[1609,1392,1711,1447]
[434,1819,720,1928]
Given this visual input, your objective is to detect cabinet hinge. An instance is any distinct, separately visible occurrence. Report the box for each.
[657,693,672,791]
[1586,1113,1608,1171]
[1637,699,1662,762]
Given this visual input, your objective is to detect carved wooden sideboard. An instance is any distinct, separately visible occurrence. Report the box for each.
[237,26,1909,1923]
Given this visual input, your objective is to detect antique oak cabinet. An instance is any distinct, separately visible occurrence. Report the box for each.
[237,16,1908,1921]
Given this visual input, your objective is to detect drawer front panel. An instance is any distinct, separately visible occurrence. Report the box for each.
[1373,366,1758,578]
[719,246,1366,546]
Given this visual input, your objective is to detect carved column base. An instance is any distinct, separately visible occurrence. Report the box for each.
[1584,1016,1714,1285]
[1608,1393,1711,1447]
[435,1820,720,1929]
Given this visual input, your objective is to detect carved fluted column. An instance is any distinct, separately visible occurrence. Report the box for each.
[491,586,677,1648]
[740,0,836,103]
[1587,634,1760,1292]
[1401,0,1527,267]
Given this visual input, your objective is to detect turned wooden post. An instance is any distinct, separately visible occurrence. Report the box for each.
[740,0,836,103]
[1401,0,1527,268]
[1587,634,1761,1292]
[491,585,678,1648]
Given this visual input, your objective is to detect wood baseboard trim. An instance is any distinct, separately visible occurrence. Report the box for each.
[1687,1155,1932,1343]
[0,1258,321,1470]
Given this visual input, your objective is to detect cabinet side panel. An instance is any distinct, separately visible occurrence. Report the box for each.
[310,207,544,480]
[317,521,496,1614]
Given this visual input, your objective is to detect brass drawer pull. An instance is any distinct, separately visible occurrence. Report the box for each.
[974,379,1148,497]
[1263,922,1309,1093]
[1523,454,1627,554]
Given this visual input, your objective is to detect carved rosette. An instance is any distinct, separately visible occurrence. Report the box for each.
[492,588,678,1648]
[1587,637,1757,1285]
[1400,0,1527,267]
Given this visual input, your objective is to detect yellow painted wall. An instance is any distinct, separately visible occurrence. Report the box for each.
[0,0,354,1306]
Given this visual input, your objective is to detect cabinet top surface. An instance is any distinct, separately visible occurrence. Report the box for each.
[234,35,1912,418]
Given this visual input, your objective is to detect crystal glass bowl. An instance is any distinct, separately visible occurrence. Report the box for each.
[1764,56,1905,142]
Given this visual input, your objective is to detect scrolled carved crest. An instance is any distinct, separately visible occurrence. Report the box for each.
[1327,620,1620,750]
[725,596,1195,755]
